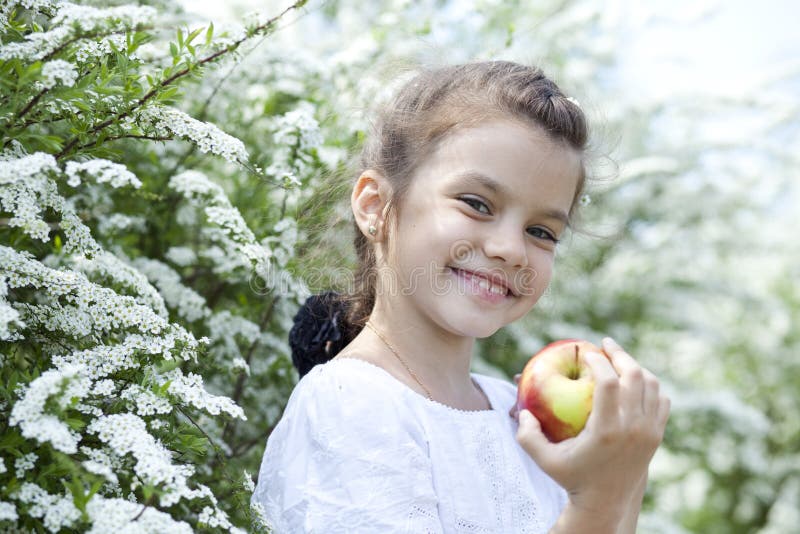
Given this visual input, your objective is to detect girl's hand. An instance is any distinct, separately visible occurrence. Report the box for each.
[512,338,670,530]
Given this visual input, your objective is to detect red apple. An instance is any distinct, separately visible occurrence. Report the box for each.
[516,339,606,442]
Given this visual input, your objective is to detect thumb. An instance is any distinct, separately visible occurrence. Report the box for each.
[515,410,554,468]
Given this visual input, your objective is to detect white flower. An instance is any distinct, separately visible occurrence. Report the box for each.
[131,257,209,322]
[85,495,193,533]
[137,106,249,164]
[158,368,246,420]
[41,59,77,89]
[272,102,323,152]
[120,384,173,416]
[242,470,255,492]
[0,501,17,522]
[64,159,142,189]
[14,452,38,478]
[8,365,87,454]
[164,246,197,267]
[13,483,80,532]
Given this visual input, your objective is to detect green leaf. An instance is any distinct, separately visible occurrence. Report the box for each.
[186,27,203,45]
[205,22,214,45]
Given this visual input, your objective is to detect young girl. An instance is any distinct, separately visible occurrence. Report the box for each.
[252,61,670,533]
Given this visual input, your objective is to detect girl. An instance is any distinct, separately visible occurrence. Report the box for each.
[252,61,670,533]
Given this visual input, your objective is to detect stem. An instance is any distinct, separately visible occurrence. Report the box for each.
[221,297,277,445]
[75,134,173,152]
[15,87,50,122]
[54,0,308,161]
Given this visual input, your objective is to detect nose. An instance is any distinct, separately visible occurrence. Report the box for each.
[482,225,529,268]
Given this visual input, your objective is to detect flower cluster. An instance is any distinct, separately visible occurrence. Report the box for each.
[40,59,77,89]
[159,368,246,419]
[9,364,88,454]
[0,274,24,340]
[0,2,155,62]
[120,384,173,416]
[137,106,249,164]
[168,170,273,280]
[85,496,193,533]
[12,483,81,532]
[64,159,143,189]
[132,257,210,322]
[267,102,323,185]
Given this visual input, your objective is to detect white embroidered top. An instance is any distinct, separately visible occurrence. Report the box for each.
[252,357,567,533]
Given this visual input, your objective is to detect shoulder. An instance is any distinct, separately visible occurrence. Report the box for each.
[473,372,517,409]
[280,357,426,444]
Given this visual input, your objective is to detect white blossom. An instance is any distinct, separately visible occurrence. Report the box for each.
[164,246,197,266]
[0,501,17,523]
[68,251,168,319]
[1,276,25,340]
[14,452,38,478]
[64,159,142,189]
[9,365,87,454]
[131,257,210,322]
[13,483,81,533]
[158,368,246,420]
[97,213,147,235]
[85,495,193,533]
[120,384,172,416]
[137,106,249,163]
[272,102,323,152]
[41,59,77,89]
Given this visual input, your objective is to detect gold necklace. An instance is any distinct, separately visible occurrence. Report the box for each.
[364,321,434,401]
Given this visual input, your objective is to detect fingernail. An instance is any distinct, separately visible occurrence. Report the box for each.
[519,410,532,424]
[603,337,615,345]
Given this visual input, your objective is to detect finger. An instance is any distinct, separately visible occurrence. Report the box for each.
[514,373,521,385]
[516,409,555,470]
[584,350,620,424]
[641,368,660,416]
[509,402,519,419]
[657,393,671,429]
[602,337,644,412]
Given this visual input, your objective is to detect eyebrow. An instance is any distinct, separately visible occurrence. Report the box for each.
[452,170,571,226]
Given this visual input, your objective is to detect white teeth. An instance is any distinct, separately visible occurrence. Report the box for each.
[476,276,506,296]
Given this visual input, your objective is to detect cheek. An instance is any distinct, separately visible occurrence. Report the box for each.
[518,252,555,296]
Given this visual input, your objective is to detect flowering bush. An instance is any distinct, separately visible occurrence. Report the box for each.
[2,0,798,533]
[0,0,311,531]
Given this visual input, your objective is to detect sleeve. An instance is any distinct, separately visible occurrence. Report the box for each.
[251,365,444,534]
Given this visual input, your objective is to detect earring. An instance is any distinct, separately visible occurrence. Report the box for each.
[368,224,377,236]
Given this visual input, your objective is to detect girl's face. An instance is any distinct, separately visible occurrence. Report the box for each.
[380,118,582,339]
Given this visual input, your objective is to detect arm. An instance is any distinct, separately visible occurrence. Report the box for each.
[514,338,670,534]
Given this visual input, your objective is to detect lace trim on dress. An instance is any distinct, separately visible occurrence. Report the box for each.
[328,357,499,415]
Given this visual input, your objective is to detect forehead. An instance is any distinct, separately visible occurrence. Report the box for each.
[414,119,582,208]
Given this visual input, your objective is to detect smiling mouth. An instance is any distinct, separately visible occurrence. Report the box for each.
[448,267,514,297]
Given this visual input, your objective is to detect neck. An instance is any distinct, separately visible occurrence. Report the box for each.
[364,297,477,397]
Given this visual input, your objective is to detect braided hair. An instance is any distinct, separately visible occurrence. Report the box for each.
[288,291,359,377]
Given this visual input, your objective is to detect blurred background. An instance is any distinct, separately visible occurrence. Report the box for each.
[166,0,798,531]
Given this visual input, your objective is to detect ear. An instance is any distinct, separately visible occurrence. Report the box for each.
[351,169,391,241]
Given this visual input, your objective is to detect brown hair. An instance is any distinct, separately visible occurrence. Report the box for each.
[335,60,590,331]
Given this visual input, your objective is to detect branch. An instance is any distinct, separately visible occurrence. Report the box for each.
[75,134,173,152]
[15,87,50,122]
[221,296,277,443]
[55,0,308,161]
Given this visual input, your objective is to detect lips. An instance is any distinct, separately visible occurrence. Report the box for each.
[449,267,515,297]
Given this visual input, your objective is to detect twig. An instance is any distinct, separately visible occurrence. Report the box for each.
[55,0,308,161]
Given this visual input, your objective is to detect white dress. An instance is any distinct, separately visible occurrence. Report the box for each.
[252,357,567,533]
